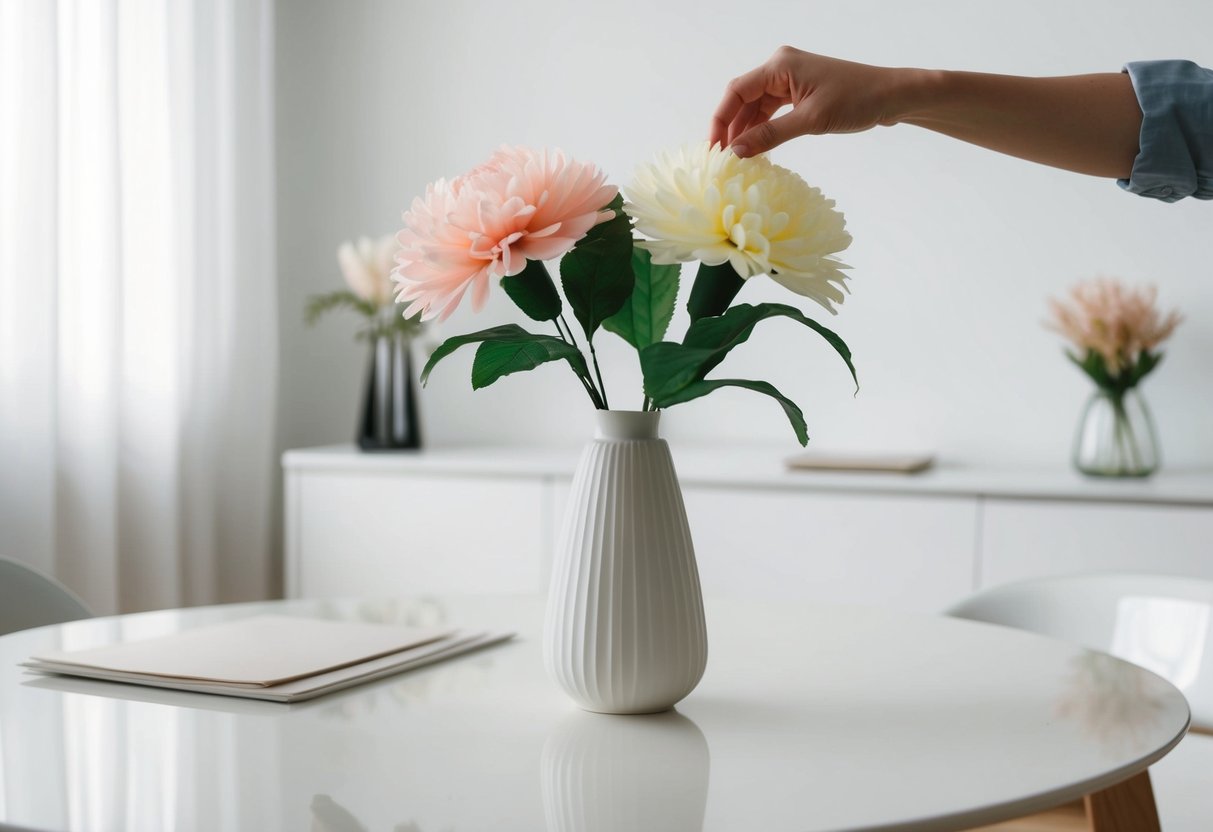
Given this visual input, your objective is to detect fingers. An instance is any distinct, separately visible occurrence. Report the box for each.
[757,93,783,122]
[711,49,892,154]
[730,110,804,157]
[728,98,762,145]
[710,63,781,147]
[734,94,784,144]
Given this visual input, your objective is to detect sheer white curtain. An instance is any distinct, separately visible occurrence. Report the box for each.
[0,0,277,614]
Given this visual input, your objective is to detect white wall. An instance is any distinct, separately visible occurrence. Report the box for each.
[276,0,1213,466]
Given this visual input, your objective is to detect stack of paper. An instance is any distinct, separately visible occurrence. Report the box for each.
[23,615,513,703]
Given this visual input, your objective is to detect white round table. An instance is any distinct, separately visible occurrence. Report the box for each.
[0,596,1189,832]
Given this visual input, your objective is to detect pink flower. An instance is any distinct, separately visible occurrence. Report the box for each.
[394,147,618,322]
[1047,277,1182,375]
[393,178,485,322]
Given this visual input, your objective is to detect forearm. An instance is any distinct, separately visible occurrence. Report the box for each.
[894,70,1143,178]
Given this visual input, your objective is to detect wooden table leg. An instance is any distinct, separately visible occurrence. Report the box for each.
[1082,770,1160,832]
[966,769,1160,832]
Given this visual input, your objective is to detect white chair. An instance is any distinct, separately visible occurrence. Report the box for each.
[0,556,92,636]
[948,573,1213,832]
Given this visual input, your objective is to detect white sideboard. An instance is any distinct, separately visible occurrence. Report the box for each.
[283,445,1213,612]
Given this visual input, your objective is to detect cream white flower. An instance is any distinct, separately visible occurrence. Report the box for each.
[624,142,852,313]
[337,234,398,307]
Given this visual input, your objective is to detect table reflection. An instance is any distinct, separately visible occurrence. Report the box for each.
[1056,652,1177,754]
[541,710,709,832]
[312,598,450,630]
[310,794,456,832]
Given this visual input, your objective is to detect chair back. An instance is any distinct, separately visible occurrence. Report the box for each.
[0,556,93,636]
[947,573,1213,733]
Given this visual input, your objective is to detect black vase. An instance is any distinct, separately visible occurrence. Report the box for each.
[358,333,421,450]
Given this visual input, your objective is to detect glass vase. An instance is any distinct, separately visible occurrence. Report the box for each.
[357,332,421,451]
[1072,388,1159,478]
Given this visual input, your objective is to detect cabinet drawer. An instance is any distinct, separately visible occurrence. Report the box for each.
[292,472,546,598]
[551,482,977,612]
[980,499,1213,586]
[680,488,977,612]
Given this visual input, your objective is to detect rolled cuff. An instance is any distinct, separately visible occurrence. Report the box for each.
[1118,60,1213,202]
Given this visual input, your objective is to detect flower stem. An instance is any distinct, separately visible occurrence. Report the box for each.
[1110,392,1144,473]
[558,314,609,409]
[588,337,610,410]
[558,314,580,349]
[554,318,605,409]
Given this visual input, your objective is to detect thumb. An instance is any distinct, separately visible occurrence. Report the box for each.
[731,111,805,158]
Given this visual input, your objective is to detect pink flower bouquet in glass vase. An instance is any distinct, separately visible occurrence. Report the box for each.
[394,143,858,713]
[1048,278,1182,478]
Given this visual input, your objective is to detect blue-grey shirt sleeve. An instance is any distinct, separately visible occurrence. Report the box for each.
[1119,60,1213,202]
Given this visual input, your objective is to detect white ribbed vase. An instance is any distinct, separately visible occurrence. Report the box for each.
[543,410,708,714]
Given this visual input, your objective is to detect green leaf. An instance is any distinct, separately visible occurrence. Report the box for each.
[654,378,809,446]
[603,247,680,349]
[471,337,589,390]
[500,259,562,322]
[683,302,857,391]
[687,261,745,322]
[1130,349,1163,387]
[1070,347,1164,394]
[639,341,720,401]
[305,290,378,325]
[560,234,634,340]
[421,324,589,386]
[1068,349,1112,390]
[640,302,857,412]
[581,193,632,247]
[558,194,635,339]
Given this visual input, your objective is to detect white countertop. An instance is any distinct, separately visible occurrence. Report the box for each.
[0,596,1190,831]
[283,444,1213,506]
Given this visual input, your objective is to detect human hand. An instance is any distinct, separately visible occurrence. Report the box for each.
[710,48,1143,179]
[710,47,916,157]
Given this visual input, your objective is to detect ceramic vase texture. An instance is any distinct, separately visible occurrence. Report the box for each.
[1072,387,1159,477]
[544,410,708,714]
[358,332,421,451]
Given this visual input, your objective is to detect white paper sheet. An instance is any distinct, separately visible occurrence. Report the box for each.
[24,629,515,702]
[28,615,454,686]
